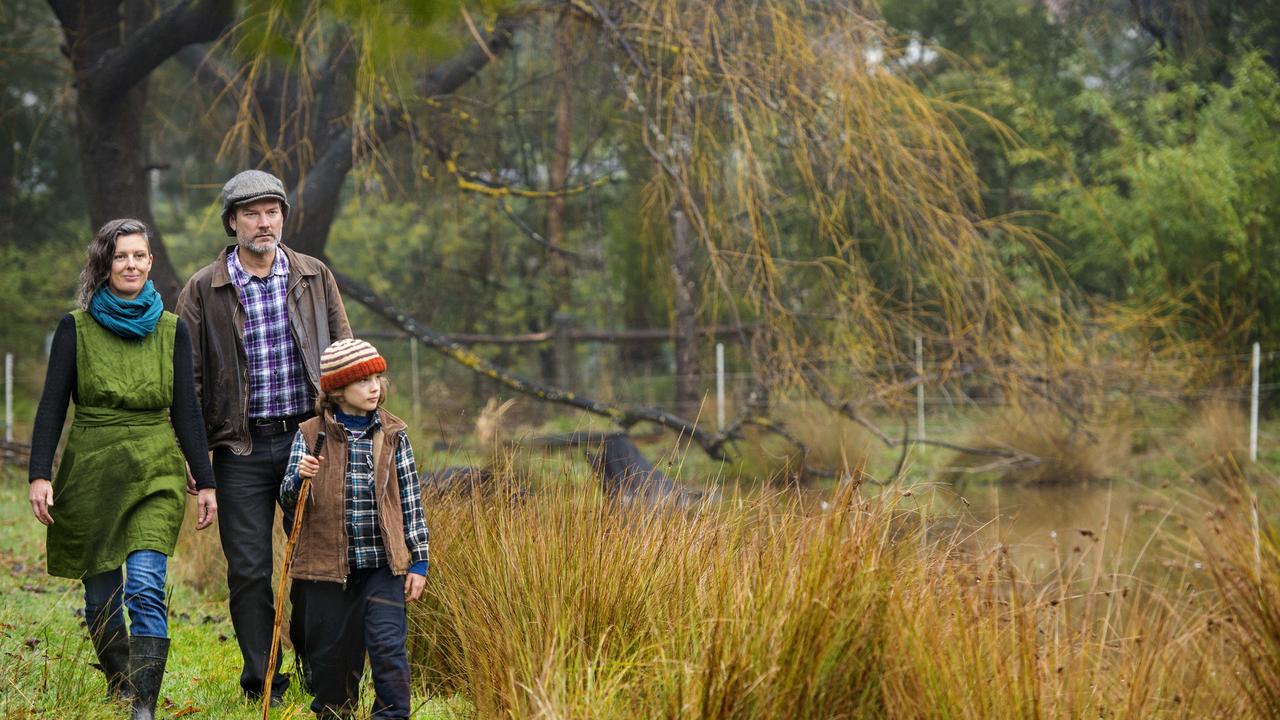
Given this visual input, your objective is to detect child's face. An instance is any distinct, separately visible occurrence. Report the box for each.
[336,373,383,414]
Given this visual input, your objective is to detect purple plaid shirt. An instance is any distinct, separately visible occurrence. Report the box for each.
[227,249,312,419]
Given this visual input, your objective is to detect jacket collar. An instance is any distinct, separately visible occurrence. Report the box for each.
[210,243,318,289]
[321,406,407,438]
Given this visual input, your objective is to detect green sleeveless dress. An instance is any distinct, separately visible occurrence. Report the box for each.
[47,310,188,579]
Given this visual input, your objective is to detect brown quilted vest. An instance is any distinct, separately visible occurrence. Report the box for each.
[288,408,412,583]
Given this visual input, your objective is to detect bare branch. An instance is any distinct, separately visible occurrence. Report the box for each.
[175,45,238,102]
[420,13,521,98]
[801,370,1034,461]
[578,0,651,78]
[498,199,601,265]
[333,270,730,461]
[288,13,523,256]
[82,0,234,105]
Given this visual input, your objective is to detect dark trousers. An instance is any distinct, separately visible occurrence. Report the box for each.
[299,566,412,719]
[214,429,308,699]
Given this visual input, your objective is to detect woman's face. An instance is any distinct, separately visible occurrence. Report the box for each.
[108,233,152,300]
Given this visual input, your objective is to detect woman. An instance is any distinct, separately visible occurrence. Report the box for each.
[28,218,217,720]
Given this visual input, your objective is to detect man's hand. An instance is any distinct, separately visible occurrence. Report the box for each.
[196,488,218,530]
[185,462,197,496]
[404,572,426,603]
[298,454,322,480]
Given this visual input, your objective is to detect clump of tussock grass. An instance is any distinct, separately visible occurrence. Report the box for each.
[1203,468,1280,719]
[407,458,1242,718]
[1182,399,1249,480]
[944,404,1132,485]
[886,525,1236,719]
[412,473,901,718]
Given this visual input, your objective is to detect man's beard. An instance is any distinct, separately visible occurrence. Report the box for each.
[238,233,279,255]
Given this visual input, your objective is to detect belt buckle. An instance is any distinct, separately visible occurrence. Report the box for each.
[253,418,287,435]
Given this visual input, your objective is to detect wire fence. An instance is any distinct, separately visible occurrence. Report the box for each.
[2,337,1276,461]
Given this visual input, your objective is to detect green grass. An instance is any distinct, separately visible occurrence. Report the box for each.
[0,467,468,719]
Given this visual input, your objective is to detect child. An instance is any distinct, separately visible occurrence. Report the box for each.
[280,338,430,719]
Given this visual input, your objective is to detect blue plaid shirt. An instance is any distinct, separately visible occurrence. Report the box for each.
[281,412,430,572]
[226,249,311,418]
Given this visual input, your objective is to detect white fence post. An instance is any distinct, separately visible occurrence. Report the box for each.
[715,343,725,431]
[4,353,12,444]
[915,336,925,443]
[1251,342,1260,462]
[410,337,421,430]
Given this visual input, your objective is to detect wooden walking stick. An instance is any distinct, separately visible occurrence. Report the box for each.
[262,431,325,719]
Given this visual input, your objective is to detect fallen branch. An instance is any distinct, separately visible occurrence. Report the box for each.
[801,369,1038,463]
[334,270,730,460]
[532,431,698,502]
[0,440,31,469]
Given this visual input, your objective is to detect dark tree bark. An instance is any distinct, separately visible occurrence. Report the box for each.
[49,0,234,306]
[670,206,699,411]
[547,9,575,313]
[533,431,692,503]
[285,15,519,258]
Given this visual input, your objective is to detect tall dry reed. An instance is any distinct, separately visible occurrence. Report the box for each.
[406,456,1239,718]
[1205,467,1280,719]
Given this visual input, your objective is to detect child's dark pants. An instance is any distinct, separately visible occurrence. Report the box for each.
[299,566,412,719]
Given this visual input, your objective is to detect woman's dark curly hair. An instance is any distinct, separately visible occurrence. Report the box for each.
[76,218,151,309]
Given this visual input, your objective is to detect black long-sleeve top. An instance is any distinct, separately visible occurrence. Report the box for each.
[28,314,216,490]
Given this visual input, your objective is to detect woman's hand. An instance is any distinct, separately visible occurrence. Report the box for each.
[29,479,54,526]
[404,572,426,603]
[196,487,218,530]
[297,454,322,480]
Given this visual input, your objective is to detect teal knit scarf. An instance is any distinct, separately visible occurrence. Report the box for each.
[88,281,163,339]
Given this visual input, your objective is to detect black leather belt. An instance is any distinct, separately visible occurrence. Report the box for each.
[250,413,311,436]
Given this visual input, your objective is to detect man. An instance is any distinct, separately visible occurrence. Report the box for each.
[177,169,351,702]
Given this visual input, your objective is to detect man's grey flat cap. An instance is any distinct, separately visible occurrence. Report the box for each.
[220,170,291,237]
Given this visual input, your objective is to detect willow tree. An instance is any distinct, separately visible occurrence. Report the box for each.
[186,0,1180,468]
[577,0,1089,454]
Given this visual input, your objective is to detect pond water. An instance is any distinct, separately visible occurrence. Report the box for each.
[908,478,1242,584]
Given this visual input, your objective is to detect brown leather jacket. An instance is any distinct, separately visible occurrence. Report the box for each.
[176,244,351,454]
[289,409,413,583]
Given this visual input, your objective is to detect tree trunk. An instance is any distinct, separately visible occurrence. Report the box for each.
[670,206,699,411]
[50,0,233,306]
[75,82,185,300]
[547,9,575,314]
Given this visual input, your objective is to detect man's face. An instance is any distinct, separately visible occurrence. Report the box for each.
[229,198,284,256]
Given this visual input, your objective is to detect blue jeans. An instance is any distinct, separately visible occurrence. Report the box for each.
[83,549,169,639]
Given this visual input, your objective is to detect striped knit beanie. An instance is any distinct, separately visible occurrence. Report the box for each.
[320,339,387,392]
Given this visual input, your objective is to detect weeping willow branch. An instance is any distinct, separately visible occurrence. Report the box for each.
[801,369,1037,462]
[497,199,602,266]
[332,269,733,460]
[580,0,1125,446]
[443,157,615,199]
